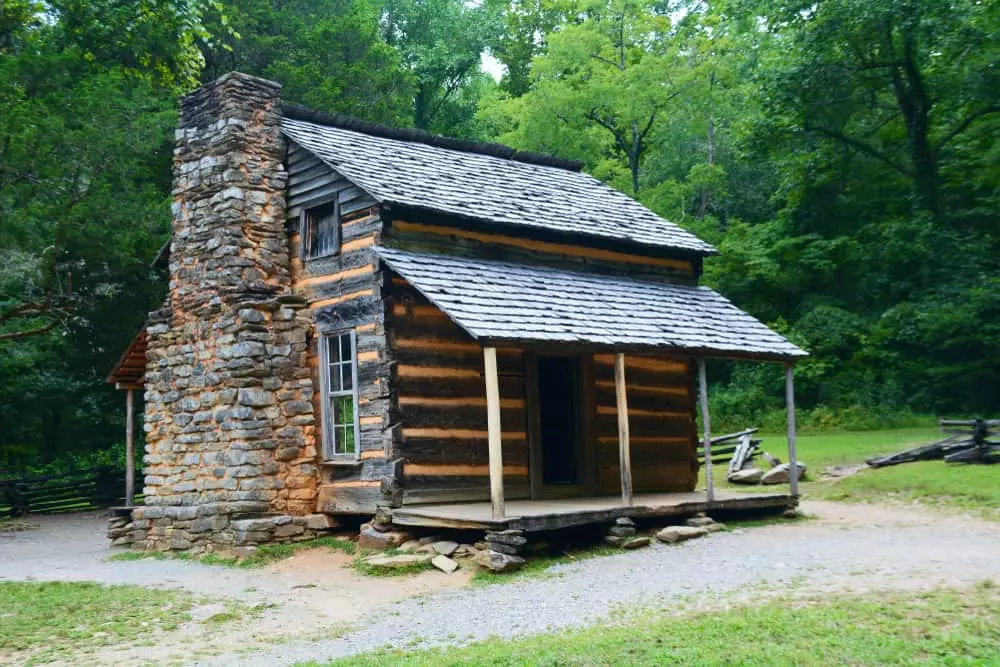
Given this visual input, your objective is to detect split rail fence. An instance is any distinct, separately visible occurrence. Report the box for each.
[0,467,138,518]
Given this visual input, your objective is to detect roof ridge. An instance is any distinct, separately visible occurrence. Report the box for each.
[281,104,584,173]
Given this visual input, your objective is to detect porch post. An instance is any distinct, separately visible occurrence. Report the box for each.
[697,358,715,502]
[785,363,799,497]
[614,353,633,506]
[125,387,135,507]
[484,347,505,519]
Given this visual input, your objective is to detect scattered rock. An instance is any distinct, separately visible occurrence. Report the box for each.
[615,517,636,527]
[762,452,782,468]
[783,508,802,519]
[704,522,727,533]
[476,550,525,573]
[728,468,764,484]
[608,525,636,538]
[362,553,433,568]
[623,536,651,549]
[431,555,460,573]
[453,544,478,558]
[398,539,422,553]
[430,540,459,556]
[302,514,337,531]
[485,541,521,556]
[358,524,410,550]
[655,526,708,544]
[761,462,808,485]
[485,530,527,547]
[686,515,716,528]
[604,536,626,547]
[473,540,489,551]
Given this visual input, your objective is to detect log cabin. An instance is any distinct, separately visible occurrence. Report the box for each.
[107,73,807,551]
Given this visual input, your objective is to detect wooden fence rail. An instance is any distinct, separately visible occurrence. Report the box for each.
[0,467,138,518]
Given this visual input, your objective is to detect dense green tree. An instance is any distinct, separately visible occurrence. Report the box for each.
[201,0,415,124]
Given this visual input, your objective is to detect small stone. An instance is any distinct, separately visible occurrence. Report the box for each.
[431,540,460,556]
[453,544,478,558]
[358,524,410,550]
[783,508,802,519]
[604,536,626,547]
[431,555,460,573]
[704,522,727,533]
[728,468,764,484]
[473,541,489,551]
[485,541,521,556]
[761,462,808,485]
[475,550,525,573]
[398,540,422,553]
[362,554,433,568]
[303,514,337,531]
[485,531,527,547]
[608,525,637,538]
[622,537,651,549]
[686,516,716,528]
[615,517,635,527]
[655,526,708,544]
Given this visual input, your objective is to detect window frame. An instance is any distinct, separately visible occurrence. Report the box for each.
[299,198,341,260]
[319,329,360,461]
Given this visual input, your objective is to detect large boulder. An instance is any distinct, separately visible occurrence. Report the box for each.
[761,462,808,485]
[655,525,708,544]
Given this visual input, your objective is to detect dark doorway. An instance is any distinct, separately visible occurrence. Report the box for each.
[536,355,581,486]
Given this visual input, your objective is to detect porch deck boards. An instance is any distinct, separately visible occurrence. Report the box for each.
[391,490,792,532]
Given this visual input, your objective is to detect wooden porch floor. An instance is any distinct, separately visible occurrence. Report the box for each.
[391,490,793,532]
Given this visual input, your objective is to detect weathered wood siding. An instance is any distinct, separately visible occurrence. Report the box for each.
[285,142,375,222]
[388,277,531,504]
[384,219,698,284]
[285,145,389,514]
[592,354,698,494]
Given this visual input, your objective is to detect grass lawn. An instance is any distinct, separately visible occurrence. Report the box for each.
[319,585,1000,666]
[110,535,357,568]
[0,581,198,664]
[707,427,999,518]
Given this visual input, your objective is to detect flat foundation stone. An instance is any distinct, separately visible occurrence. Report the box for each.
[656,525,708,544]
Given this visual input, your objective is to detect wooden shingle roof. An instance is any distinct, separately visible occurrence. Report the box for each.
[376,247,807,361]
[281,116,717,255]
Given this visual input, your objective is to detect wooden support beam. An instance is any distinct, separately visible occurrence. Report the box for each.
[125,388,135,508]
[785,363,799,497]
[697,358,714,502]
[484,347,505,519]
[615,353,633,507]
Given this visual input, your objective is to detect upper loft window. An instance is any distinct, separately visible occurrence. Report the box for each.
[300,199,340,259]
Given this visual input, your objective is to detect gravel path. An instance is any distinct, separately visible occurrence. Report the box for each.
[3,503,998,667]
[198,502,1000,666]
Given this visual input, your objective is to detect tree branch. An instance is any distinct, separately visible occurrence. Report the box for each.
[804,124,914,176]
[937,106,1000,149]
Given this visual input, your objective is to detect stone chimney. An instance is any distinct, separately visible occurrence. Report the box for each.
[127,73,324,553]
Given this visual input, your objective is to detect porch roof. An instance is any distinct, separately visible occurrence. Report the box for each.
[375,247,807,362]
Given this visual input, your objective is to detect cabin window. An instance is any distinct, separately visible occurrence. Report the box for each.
[301,199,341,259]
[320,330,359,459]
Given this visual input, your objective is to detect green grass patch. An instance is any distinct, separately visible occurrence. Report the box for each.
[710,427,998,518]
[810,461,1000,519]
[318,585,1000,666]
[0,581,196,664]
[109,536,357,568]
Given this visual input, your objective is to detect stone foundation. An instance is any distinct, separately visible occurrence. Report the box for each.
[109,508,334,553]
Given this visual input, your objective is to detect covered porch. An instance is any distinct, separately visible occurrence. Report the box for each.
[392,490,792,532]
[377,246,809,526]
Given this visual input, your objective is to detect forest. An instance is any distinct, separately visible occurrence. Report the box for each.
[1,0,997,471]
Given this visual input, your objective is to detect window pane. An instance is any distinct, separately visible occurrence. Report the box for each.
[342,424,355,453]
[340,333,352,361]
[342,363,353,391]
[328,335,341,365]
[333,394,354,426]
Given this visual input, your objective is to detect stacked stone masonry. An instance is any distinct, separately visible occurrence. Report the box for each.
[127,73,319,551]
